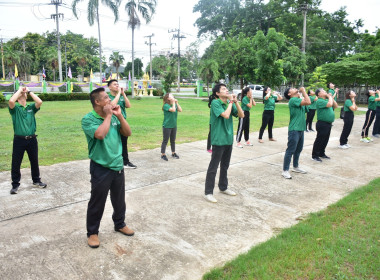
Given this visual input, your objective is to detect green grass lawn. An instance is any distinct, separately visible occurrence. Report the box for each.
[0,98,364,171]
[203,178,380,280]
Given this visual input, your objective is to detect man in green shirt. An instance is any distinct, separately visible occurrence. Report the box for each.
[204,83,244,203]
[282,87,311,179]
[82,88,134,248]
[312,88,338,162]
[107,79,137,169]
[8,87,47,194]
[327,82,339,103]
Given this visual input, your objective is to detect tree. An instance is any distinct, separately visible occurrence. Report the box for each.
[198,59,219,96]
[109,51,125,79]
[253,28,285,87]
[74,50,91,79]
[307,66,327,91]
[123,0,157,96]
[72,0,120,83]
[124,58,143,79]
[282,46,307,86]
[145,55,169,79]
[46,47,59,81]
[3,45,20,78]
[18,51,33,81]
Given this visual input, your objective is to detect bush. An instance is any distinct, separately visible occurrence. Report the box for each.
[0,84,14,93]
[58,84,66,93]
[26,93,89,102]
[153,89,164,96]
[72,84,83,93]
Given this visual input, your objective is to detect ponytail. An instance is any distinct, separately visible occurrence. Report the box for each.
[208,93,217,108]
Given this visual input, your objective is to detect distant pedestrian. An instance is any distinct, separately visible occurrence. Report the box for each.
[282,87,311,179]
[327,82,339,104]
[361,89,380,142]
[338,90,358,149]
[82,88,134,249]
[305,89,318,132]
[236,86,256,148]
[161,93,182,161]
[311,88,338,162]
[204,83,244,203]
[107,79,137,169]
[372,87,380,138]
[258,87,283,143]
[8,87,47,195]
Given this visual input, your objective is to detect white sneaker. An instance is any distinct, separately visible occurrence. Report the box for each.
[282,170,292,179]
[366,137,373,142]
[360,138,370,143]
[204,194,217,203]
[244,141,253,146]
[338,144,349,149]
[292,167,307,174]
[236,143,243,148]
[345,144,351,148]
[220,189,237,196]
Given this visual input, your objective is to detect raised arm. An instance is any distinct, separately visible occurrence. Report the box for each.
[9,88,24,109]
[28,89,43,109]
[175,99,182,112]
[94,104,113,140]
[299,87,311,106]
[112,105,132,137]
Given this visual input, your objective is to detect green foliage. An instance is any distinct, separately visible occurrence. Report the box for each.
[198,59,219,94]
[124,58,144,79]
[307,66,327,90]
[25,93,89,102]
[72,84,83,93]
[282,46,307,86]
[253,28,285,87]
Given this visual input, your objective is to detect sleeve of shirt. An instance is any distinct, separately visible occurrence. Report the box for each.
[82,116,99,139]
[232,103,238,117]
[30,103,40,113]
[163,103,171,112]
[211,100,225,118]
[346,99,353,108]
[242,97,249,106]
[8,105,15,115]
[290,98,302,107]
[273,95,278,101]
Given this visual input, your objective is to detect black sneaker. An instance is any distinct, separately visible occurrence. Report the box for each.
[312,157,322,162]
[171,153,180,159]
[124,162,137,169]
[321,155,331,160]
[33,181,47,188]
[161,155,168,161]
[10,187,19,194]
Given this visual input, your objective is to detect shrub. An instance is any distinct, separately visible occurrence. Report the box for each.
[72,84,83,93]
[58,84,66,93]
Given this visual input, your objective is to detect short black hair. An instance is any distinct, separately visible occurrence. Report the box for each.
[284,88,291,100]
[107,79,118,87]
[90,87,105,107]
[315,88,323,97]
[212,83,227,95]
[327,82,332,89]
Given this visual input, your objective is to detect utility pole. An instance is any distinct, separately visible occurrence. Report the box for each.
[22,40,27,80]
[64,40,67,79]
[50,0,63,82]
[299,3,309,86]
[1,38,4,80]
[144,33,156,81]
[169,18,186,93]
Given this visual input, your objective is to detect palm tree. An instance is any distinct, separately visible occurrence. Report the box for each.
[74,51,91,80]
[124,0,157,97]
[72,0,120,83]
[19,52,33,81]
[46,47,59,81]
[198,59,219,97]
[3,45,20,78]
[109,51,125,79]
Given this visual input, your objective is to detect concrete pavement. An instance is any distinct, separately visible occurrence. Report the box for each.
[0,114,379,280]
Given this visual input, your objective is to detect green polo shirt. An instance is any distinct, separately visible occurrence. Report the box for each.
[264,95,277,111]
[288,97,306,131]
[368,96,376,110]
[210,99,238,146]
[82,110,123,171]
[241,96,251,111]
[108,93,127,119]
[9,103,40,136]
[344,99,354,112]
[316,98,335,123]
[309,95,317,110]
[376,93,380,108]
[328,89,337,101]
[163,103,178,128]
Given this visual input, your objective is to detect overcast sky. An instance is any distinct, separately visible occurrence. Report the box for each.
[0,0,379,70]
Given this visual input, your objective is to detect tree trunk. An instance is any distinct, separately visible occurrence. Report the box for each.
[207,81,209,97]
[240,77,243,89]
[97,6,102,84]
[132,26,135,97]
[53,69,56,82]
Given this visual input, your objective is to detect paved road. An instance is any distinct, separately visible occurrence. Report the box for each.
[0,114,378,280]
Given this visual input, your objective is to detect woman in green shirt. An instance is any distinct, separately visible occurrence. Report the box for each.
[161,93,182,161]
[305,89,318,132]
[339,91,358,149]
[236,87,256,148]
[258,87,283,143]
[361,89,380,142]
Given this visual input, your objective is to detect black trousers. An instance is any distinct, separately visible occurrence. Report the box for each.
[121,135,130,165]
[205,145,232,195]
[236,111,250,142]
[339,111,354,145]
[361,109,375,137]
[207,124,211,150]
[372,107,380,136]
[312,121,332,158]
[161,127,177,154]
[259,110,274,139]
[306,109,316,130]
[11,136,41,188]
[87,160,126,237]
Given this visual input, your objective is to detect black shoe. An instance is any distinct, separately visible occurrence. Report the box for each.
[161,155,168,161]
[312,157,322,162]
[321,155,330,160]
[10,187,19,194]
[33,181,47,188]
[124,162,137,169]
[171,153,180,159]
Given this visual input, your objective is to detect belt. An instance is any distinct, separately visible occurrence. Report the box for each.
[15,134,37,140]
